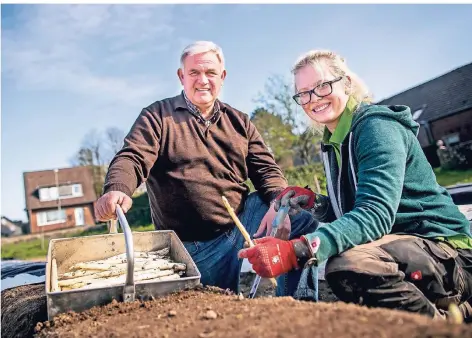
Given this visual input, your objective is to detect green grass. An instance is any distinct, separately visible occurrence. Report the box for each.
[1,237,52,261]
[1,224,156,261]
[434,168,472,187]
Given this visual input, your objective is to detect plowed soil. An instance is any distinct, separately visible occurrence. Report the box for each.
[34,285,472,338]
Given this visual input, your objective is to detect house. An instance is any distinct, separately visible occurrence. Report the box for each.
[376,62,472,166]
[1,216,25,237]
[23,166,97,234]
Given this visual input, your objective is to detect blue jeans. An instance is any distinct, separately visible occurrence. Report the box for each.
[183,192,318,297]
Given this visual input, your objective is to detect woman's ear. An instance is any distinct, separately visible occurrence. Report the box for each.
[345,75,352,95]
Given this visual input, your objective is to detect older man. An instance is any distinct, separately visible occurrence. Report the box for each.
[95,41,317,295]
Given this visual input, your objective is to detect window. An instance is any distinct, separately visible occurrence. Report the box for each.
[39,187,58,201]
[37,209,66,226]
[38,184,83,201]
[444,132,460,146]
[72,184,83,196]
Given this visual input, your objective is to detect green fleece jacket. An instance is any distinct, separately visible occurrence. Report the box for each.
[303,103,471,264]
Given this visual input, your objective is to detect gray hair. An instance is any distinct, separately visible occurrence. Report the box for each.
[180,41,225,69]
[292,49,373,104]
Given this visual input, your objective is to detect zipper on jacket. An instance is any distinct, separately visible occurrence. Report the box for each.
[337,144,343,215]
[322,150,342,219]
[348,133,358,191]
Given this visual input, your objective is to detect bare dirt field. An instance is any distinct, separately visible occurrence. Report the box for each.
[33,285,472,338]
[2,274,471,338]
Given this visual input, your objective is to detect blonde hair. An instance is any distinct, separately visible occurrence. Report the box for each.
[291,49,373,104]
[291,50,373,134]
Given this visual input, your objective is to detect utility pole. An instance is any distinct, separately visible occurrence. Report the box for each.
[54,168,61,212]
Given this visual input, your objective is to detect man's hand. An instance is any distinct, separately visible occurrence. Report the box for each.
[254,203,291,240]
[238,237,302,278]
[274,186,316,216]
[94,191,133,222]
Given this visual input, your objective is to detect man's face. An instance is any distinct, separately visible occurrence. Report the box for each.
[178,52,226,110]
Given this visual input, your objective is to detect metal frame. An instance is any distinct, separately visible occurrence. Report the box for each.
[45,207,201,320]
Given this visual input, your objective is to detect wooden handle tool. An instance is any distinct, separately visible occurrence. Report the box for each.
[221,196,277,287]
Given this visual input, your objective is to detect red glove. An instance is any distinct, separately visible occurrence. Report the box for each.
[274,186,316,213]
[238,237,302,278]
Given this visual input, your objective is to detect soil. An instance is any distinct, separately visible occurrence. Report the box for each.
[33,284,472,338]
[3,273,471,338]
[1,283,48,338]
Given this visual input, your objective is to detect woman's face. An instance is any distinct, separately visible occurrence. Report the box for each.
[294,63,350,131]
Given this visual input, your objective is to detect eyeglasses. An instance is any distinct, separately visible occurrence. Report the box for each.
[292,76,343,106]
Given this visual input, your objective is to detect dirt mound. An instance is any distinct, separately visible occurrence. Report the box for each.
[1,283,48,338]
[34,285,472,338]
[0,273,335,338]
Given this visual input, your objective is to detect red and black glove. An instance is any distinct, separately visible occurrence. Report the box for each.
[238,237,305,278]
[274,186,317,215]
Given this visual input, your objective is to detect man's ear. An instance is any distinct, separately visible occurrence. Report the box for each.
[221,69,227,81]
[177,68,184,85]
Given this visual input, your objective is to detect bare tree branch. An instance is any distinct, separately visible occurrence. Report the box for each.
[70,127,126,197]
[105,127,125,159]
[255,74,321,165]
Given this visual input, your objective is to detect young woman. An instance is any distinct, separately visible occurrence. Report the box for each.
[239,50,472,320]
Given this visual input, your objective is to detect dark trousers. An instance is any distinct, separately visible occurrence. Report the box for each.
[325,234,472,319]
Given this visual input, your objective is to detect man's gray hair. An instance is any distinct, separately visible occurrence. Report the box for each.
[180,41,225,68]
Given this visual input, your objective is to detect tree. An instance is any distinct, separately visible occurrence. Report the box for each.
[296,128,322,164]
[70,127,125,196]
[255,74,321,165]
[254,75,298,130]
[250,108,297,169]
[105,127,126,159]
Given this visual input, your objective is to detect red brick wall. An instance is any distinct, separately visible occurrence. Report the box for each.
[29,203,95,234]
[430,108,472,143]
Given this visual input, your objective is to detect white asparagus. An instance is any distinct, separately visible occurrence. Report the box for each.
[61,269,177,291]
[140,273,180,283]
[67,259,184,273]
[58,261,186,287]
[148,248,170,257]
[51,259,59,292]
[57,248,185,292]
[59,269,100,280]
[69,260,154,272]
[69,262,113,271]
[68,253,173,271]
[172,263,186,271]
[104,248,170,260]
[58,268,127,287]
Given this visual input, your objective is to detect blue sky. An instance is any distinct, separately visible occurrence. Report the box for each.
[2,4,472,221]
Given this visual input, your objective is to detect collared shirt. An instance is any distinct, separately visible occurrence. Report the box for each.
[182,90,221,126]
[323,96,358,167]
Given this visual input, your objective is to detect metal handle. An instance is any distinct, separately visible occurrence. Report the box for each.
[248,205,290,298]
[115,205,135,302]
